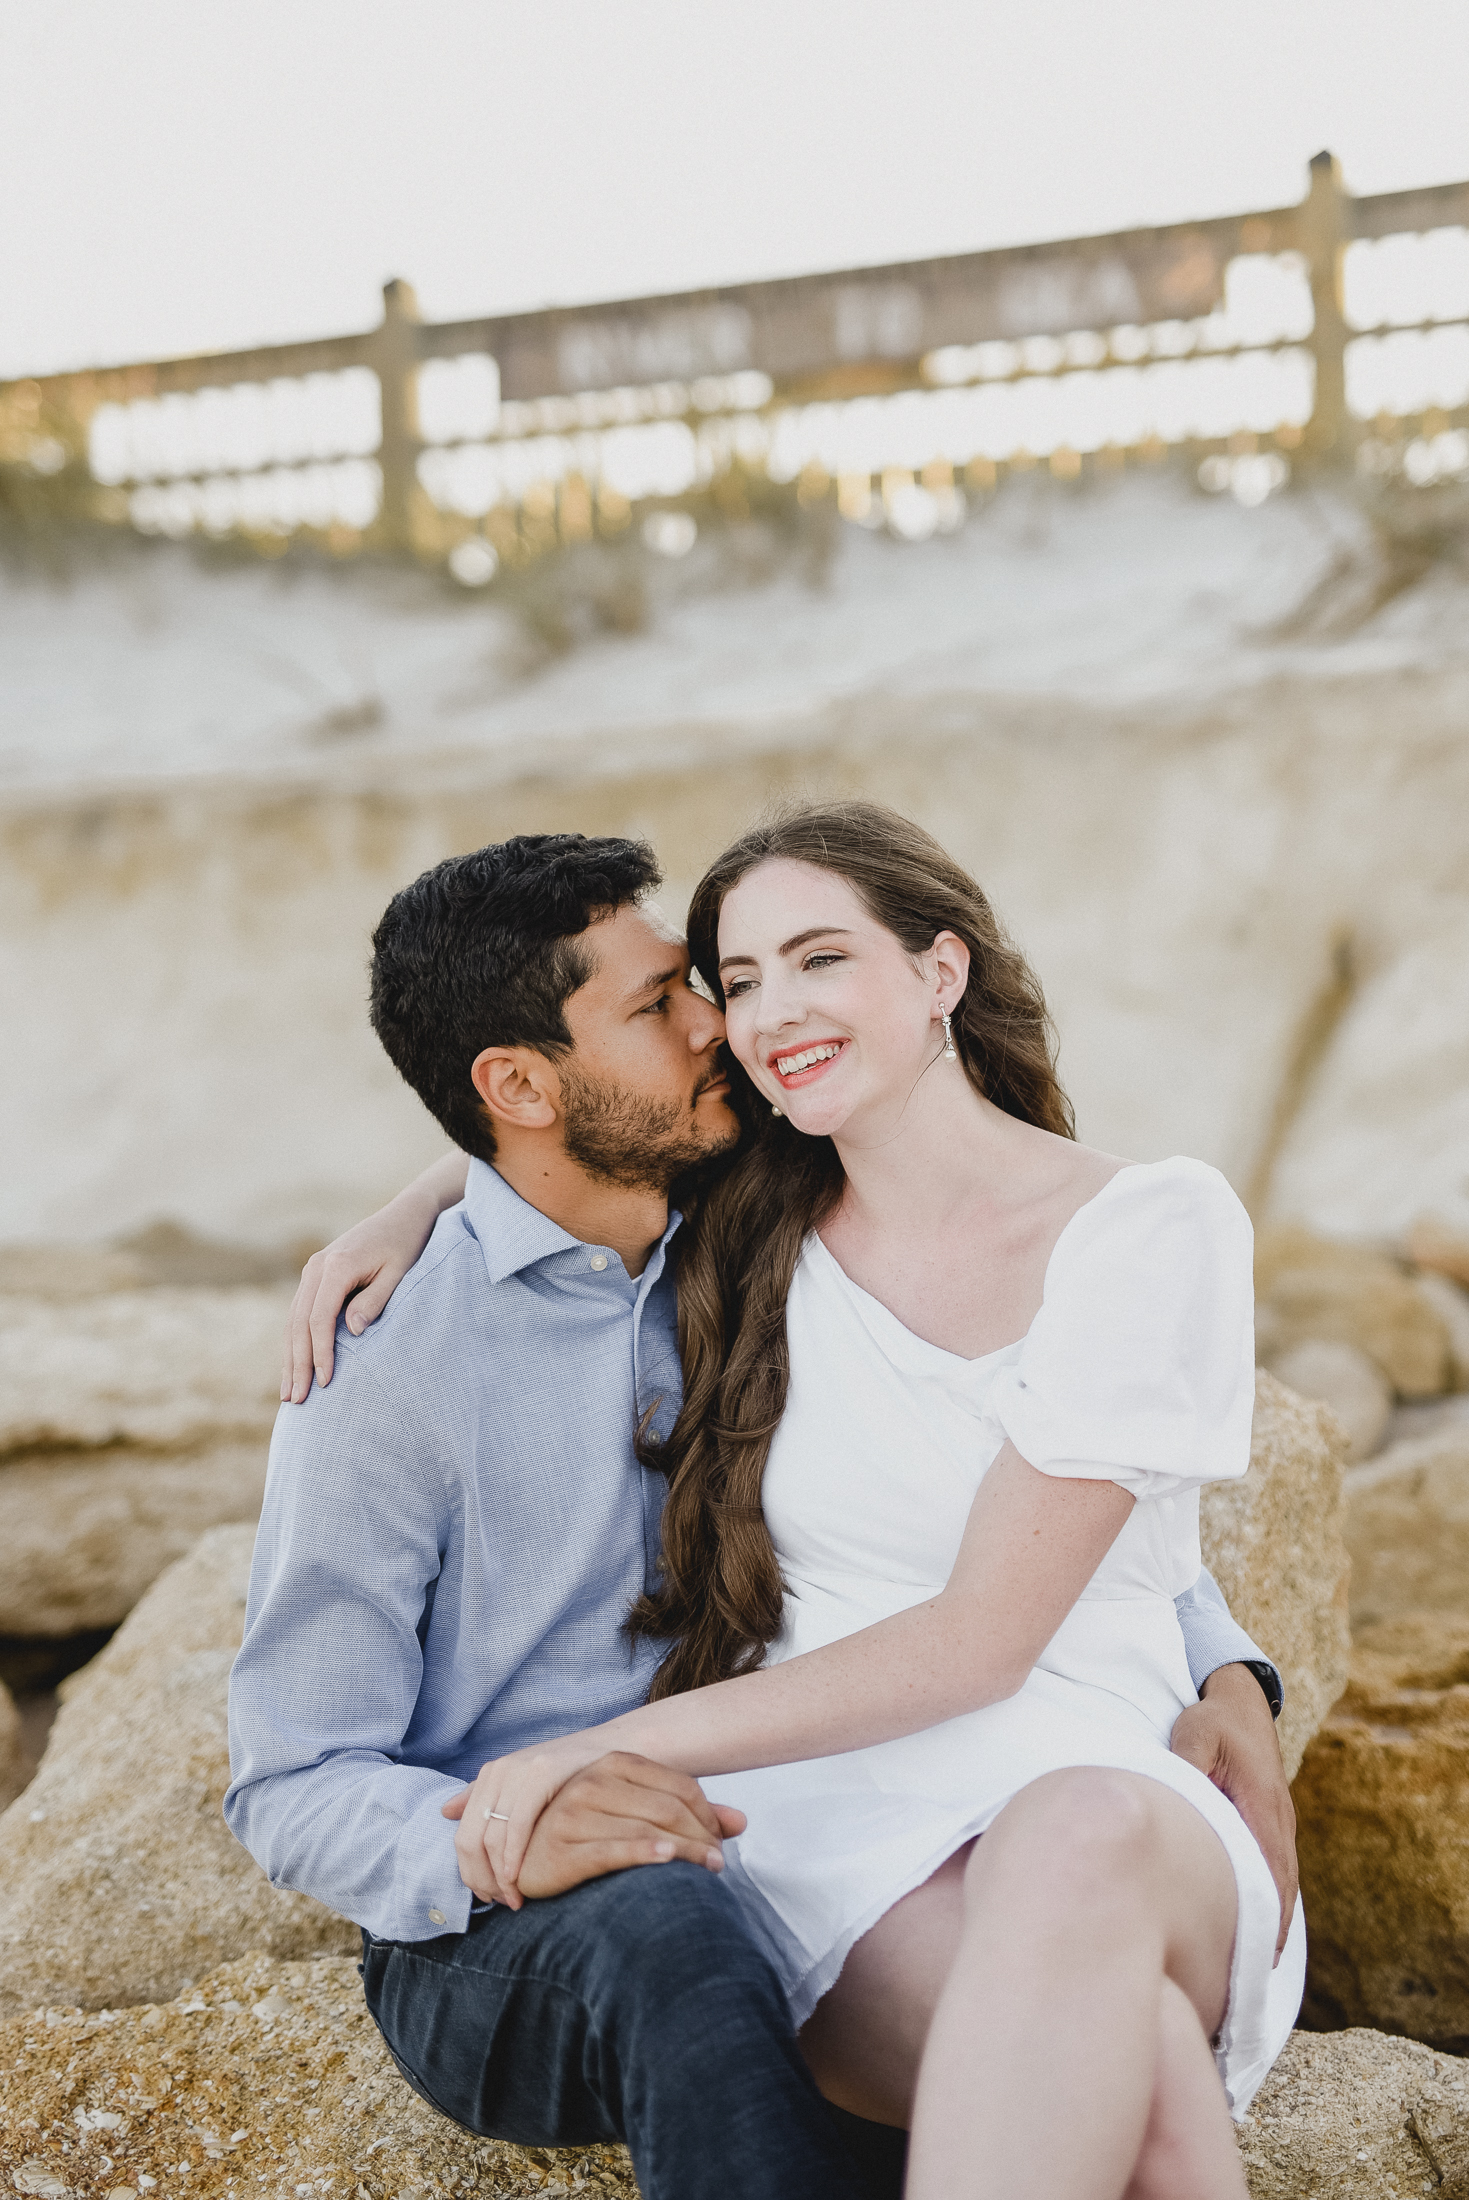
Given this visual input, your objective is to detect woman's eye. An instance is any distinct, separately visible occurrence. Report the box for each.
[724,977,755,998]
[804,953,845,971]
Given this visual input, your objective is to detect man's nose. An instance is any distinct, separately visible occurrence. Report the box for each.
[690,997,727,1049]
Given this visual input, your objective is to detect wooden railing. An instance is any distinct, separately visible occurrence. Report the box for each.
[3,152,1467,563]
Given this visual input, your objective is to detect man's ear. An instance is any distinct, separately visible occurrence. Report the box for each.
[470,1047,563,1136]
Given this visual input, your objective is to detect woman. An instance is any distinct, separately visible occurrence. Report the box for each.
[293,803,1303,2198]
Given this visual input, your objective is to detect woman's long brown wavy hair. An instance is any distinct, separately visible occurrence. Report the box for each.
[629,800,1075,1699]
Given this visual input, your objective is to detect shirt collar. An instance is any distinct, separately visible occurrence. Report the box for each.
[462,1157,682,1285]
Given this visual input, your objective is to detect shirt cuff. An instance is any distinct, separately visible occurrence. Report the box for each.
[1176,1571,1283,1719]
[389,1788,476,1939]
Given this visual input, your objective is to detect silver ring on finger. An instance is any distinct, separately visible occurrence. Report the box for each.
[482,1808,511,1821]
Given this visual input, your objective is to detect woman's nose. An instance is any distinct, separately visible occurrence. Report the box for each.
[753,986,803,1034]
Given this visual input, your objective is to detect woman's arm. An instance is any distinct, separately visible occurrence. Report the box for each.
[281,1152,471,1402]
[450,1445,1132,1904]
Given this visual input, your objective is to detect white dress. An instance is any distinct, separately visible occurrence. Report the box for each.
[703,1156,1305,2118]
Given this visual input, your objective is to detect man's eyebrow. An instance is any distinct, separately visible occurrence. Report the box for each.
[719,926,853,971]
[625,962,684,1000]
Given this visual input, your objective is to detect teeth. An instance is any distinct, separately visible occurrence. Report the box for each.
[776,1043,841,1076]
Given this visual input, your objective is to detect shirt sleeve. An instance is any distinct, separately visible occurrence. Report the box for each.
[1174,1567,1284,1717]
[986,1158,1256,1503]
[224,1343,475,1943]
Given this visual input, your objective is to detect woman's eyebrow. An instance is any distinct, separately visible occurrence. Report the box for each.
[718,926,853,971]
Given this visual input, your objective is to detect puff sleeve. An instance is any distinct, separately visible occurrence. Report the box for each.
[985,1157,1256,1502]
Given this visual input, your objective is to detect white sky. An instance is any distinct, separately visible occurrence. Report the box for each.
[3,0,1467,381]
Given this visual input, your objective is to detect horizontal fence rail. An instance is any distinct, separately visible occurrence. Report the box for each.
[3,153,1468,571]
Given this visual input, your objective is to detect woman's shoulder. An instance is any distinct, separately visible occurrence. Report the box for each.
[1053,1152,1251,1276]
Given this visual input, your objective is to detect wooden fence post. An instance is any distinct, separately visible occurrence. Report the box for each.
[372,278,423,552]
[1300,151,1352,463]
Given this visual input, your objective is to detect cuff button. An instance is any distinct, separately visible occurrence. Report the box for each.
[427,1908,446,1925]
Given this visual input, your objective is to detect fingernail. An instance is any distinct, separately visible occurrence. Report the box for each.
[705,1848,724,1871]
[653,1839,675,1861]
[347,1315,362,1334]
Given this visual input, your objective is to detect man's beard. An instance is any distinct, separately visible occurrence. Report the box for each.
[559,1062,740,1194]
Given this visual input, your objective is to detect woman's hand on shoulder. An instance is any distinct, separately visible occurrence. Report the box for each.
[281,1152,470,1402]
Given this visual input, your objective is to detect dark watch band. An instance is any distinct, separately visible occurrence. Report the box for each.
[1239,1659,1284,1720]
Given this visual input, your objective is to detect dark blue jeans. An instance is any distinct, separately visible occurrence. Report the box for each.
[360,1862,905,2200]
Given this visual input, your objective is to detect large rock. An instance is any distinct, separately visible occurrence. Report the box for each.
[1265,1339,1391,1463]
[0,1953,637,2199]
[0,1285,288,1634]
[1407,1212,1469,1292]
[0,1676,21,1797]
[1343,1419,1469,1631]
[1237,2027,1469,2197]
[1254,1224,1452,1398]
[1414,1269,1469,1390]
[1,1962,1465,2200]
[1200,1371,1351,1782]
[1293,1614,1469,2050]
[0,1286,288,1452]
[0,1525,357,2020]
[0,1441,270,1636]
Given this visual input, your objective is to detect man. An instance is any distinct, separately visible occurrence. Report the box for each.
[227,832,1294,2200]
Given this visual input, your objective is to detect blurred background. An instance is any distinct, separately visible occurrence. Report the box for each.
[3,0,1468,1255]
[1,0,1468,1929]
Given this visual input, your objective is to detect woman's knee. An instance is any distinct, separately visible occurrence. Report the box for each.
[967,1769,1159,1906]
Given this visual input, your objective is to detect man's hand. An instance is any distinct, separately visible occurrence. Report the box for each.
[445,1752,746,1906]
[1171,1662,1298,1962]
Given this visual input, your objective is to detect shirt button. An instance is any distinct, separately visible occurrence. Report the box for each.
[427,1908,446,1925]
[589,1254,608,1271]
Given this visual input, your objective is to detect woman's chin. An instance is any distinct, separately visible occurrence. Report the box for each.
[779,1090,855,1138]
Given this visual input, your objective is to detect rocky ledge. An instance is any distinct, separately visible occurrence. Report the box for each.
[2,1957,1465,2200]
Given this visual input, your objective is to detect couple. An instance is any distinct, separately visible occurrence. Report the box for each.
[227,802,1305,2200]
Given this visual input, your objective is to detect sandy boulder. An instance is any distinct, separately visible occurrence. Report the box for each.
[1264,1339,1391,1462]
[1254,1225,1451,1398]
[0,1441,271,1636]
[0,1286,288,1453]
[0,1524,358,2020]
[1237,2027,1469,2197]
[0,1676,21,1794]
[1408,1213,1469,1292]
[1414,1269,1469,1390]
[0,1285,288,1634]
[1199,1371,1350,1782]
[0,1952,635,2200]
[1343,1416,1469,1631]
[1,1962,1466,2200]
[1292,1614,1469,2051]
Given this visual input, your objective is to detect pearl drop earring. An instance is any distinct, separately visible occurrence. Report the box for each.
[940,1006,957,1061]
[771,1102,783,1117]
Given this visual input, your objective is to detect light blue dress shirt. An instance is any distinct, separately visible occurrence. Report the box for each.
[226,1159,1277,1945]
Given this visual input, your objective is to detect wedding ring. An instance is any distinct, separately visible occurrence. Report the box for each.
[482,1808,511,1822]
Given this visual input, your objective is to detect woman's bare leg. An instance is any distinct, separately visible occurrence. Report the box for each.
[799,1843,972,2124]
[1123,1980,1247,2200]
[904,1768,1241,2200]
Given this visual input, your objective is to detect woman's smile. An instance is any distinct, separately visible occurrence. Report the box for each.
[769,1037,849,1088]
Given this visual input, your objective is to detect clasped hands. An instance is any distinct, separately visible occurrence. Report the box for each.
[447,1662,1299,1948]
[442,1736,744,1909]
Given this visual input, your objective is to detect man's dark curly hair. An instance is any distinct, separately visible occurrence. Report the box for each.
[369,833,662,1160]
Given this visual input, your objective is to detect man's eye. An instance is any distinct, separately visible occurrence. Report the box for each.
[642,995,672,1015]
